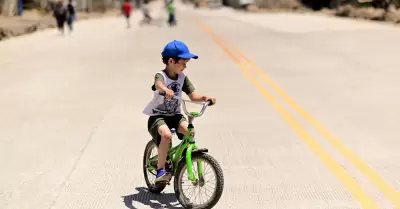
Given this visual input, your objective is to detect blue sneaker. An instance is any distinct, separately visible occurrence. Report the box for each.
[155,168,171,183]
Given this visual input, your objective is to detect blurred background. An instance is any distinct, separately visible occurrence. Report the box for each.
[1,0,400,16]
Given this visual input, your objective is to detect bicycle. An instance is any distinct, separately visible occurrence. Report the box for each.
[143,92,224,209]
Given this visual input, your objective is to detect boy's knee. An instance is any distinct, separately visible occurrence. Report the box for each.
[160,132,172,143]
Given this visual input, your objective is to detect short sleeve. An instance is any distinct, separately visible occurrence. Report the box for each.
[182,76,195,95]
[151,73,164,91]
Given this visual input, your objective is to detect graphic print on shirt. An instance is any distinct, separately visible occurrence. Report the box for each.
[152,81,181,114]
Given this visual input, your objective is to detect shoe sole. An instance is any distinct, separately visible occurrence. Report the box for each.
[155,173,172,183]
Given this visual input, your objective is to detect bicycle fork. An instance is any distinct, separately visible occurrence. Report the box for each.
[186,123,205,184]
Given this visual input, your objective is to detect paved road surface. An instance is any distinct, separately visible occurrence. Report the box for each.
[1,1,400,208]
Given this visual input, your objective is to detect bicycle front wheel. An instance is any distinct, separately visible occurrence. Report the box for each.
[174,152,224,209]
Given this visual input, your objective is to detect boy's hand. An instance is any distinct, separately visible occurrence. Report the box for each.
[203,96,216,106]
[163,87,175,99]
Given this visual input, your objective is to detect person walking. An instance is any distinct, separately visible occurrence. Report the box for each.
[53,0,68,35]
[122,0,133,28]
[66,0,76,34]
[141,0,152,24]
[166,0,176,26]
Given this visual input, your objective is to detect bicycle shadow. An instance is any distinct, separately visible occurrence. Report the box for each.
[122,187,182,209]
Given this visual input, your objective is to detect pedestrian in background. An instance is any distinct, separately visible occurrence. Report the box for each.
[141,0,152,24]
[66,0,76,34]
[166,0,176,26]
[122,0,133,28]
[53,0,68,35]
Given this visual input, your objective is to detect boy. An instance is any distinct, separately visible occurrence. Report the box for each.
[122,0,132,28]
[143,40,216,183]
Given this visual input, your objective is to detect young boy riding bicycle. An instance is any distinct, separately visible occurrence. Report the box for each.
[143,40,216,183]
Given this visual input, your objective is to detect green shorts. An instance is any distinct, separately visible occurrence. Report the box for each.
[147,114,187,146]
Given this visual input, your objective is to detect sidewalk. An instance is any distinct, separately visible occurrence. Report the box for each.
[0,9,121,41]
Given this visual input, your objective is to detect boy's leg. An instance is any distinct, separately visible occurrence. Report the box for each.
[177,120,189,136]
[155,124,173,182]
[157,124,172,170]
[148,116,173,182]
[176,115,192,141]
[147,116,172,182]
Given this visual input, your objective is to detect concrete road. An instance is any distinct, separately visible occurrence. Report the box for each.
[1,1,400,208]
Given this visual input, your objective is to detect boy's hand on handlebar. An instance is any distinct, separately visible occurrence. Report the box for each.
[164,88,175,99]
[203,96,216,106]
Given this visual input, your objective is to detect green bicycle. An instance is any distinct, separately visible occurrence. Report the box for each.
[143,92,224,209]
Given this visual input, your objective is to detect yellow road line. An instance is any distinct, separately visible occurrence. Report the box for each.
[193,17,380,209]
[230,45,400,209]
[212,24,400,209]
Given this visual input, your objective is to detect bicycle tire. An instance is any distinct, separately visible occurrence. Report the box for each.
[174,152,224,209]
[143,140,167,193]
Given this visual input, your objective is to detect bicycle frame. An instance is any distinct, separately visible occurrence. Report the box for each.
[147,94,212,183]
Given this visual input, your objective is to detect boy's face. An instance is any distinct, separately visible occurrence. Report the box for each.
[168,58,190,74]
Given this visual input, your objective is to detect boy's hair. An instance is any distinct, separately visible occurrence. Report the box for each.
[162,56,180,65]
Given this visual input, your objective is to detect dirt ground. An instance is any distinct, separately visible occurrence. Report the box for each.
[245,1,400,25]
[0,9,121,41]
[332,5,400,23]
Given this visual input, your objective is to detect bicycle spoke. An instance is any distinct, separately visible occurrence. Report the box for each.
[177,157,220,207]
[205,177,216,184]
[204,183,215,193]
[199,187,205,204]
[202,186,212,200]
[147,146,158,184]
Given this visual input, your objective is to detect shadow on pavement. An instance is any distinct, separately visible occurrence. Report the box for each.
[139,17,165,27]
[122,187,182,209]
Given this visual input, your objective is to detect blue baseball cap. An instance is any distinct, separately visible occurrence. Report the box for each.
[161,40,198,59]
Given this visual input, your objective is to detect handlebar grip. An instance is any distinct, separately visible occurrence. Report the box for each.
[206,99,214,106]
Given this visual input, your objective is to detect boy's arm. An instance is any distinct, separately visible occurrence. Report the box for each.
[184,76,216,104]
[188,92,208,102]
[153,73,174,98]
[153,73,168,91]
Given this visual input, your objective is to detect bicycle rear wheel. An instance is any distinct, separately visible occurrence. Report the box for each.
[143,140,167,193]
[174,152,224,208]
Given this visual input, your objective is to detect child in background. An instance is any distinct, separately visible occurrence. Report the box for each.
[166,0,176,26]
[141,0,152,24]
[122,0,132,28]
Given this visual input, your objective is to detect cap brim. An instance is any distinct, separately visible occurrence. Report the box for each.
[178,53,198,59]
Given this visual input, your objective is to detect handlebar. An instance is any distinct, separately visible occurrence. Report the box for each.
[158,91,213,118]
